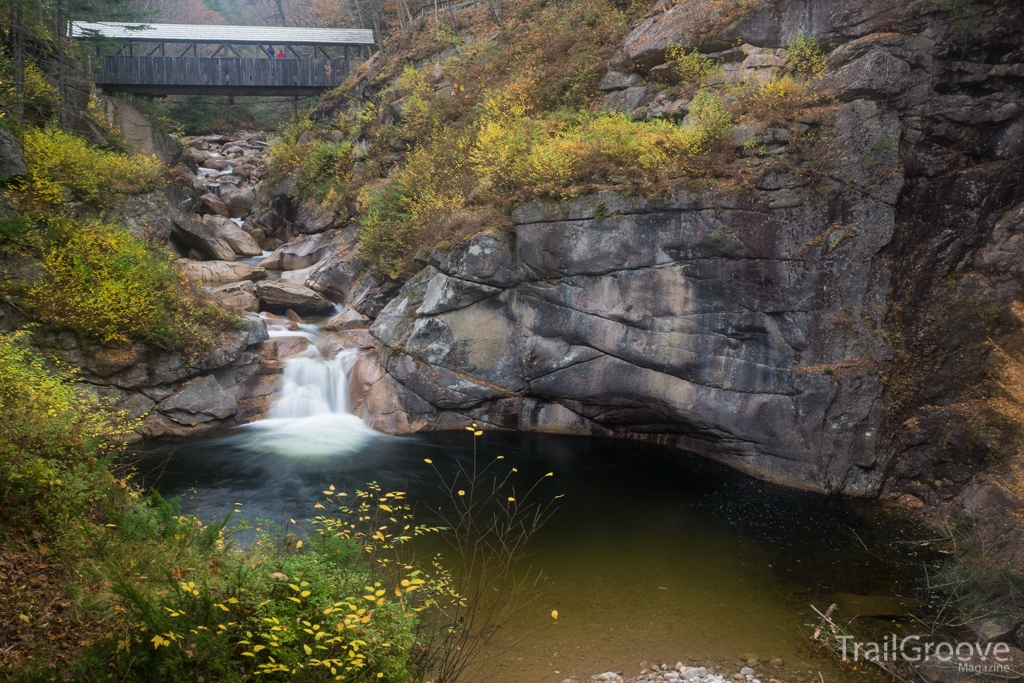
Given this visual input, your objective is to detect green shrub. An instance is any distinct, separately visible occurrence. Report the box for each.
[266,115,318,181]
[0,330,133,548]
[78,486,435,682]
[688,88,733,144]
[21,127,164,210]
[471,87,732,194]
[664,44,723,86]
[0,55,59,120]
[296,140,354,203]
[167,95,221,135]
[357,83,733,277]
[0,212,34,241]
[357,135,471,279]
[23,219,238,352]
[786,30,827,78]
[734,74,811,124]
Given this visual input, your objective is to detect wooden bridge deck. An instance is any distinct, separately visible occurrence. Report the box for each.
[93,56,351,96]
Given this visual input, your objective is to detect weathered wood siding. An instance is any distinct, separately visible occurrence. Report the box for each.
[94,56,351,96]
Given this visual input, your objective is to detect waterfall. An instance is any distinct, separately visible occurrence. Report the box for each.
[271,349,355,419]
[238,332,377,457]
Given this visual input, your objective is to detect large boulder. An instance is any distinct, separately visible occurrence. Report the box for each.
[202,215,263,256]
[296,196,338,234]
[209,280,260,312]
[152,375,236,427]
[99,96,182,164]
[255,280,335,313]
[619,0,926,70]
[199,193,231,217]
[219,175,256,218]
[260,226,356,270]
[175,259,267,283]
[163,165,206,212]
[429,230,516,287]
[325,306,371,331]
[418,270,501,316]
[239,312,270,346]
[62,329,250,390]
[0,128,26,177]
[111,191,235,262]
[306,253,364,302]
[169,211,236,261]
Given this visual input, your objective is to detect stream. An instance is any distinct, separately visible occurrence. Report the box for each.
[133,312,929,683]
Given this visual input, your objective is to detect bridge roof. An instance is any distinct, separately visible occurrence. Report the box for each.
[71,21,375,46]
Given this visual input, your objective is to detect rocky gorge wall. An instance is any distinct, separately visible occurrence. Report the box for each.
[326,0,1024,512]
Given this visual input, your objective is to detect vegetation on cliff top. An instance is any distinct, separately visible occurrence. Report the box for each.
[267,0,828,279]
[1,123,239,352]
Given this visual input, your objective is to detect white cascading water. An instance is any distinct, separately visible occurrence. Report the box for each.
[271,349,354,418]
[239,327,377,457]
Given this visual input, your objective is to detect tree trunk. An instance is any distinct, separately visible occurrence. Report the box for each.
[56,0,66,127]
[14,0,25,120]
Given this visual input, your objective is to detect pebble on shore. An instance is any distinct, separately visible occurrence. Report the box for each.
[561,655,786,683]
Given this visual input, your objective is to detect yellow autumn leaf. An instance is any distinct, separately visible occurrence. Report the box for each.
[295,540,303,549]
[551,610,558,619]
[545,472,554,477]
[458,490,465,496]
[304,644,313,655]
[474,430,483,436]
[424,458,433,464]
[508,497,515,502]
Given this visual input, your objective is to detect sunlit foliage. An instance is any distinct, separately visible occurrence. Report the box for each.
[0,330,133,548]
[22,219,238,351]
[20,127,164,210]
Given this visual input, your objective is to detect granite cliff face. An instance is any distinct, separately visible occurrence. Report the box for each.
[332,0,1024,507]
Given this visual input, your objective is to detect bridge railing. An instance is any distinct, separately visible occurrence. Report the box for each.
[93,55,351,96]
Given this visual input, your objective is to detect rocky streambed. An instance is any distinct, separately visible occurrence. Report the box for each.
[26,128,377,443]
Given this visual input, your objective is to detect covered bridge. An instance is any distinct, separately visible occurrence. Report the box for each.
[72,22,375,96]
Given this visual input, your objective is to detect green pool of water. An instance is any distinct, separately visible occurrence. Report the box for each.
[134,430,927,683]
